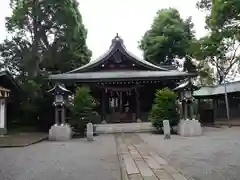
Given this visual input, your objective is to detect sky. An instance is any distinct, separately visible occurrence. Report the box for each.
[0,0,207,60]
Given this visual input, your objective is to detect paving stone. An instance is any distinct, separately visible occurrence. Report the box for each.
[142,175,159,180]
[128,145,136,151]
[129,149,142,161]
[129,174,143,180]
[154,169,172,179]
[135,145,150,156]
[118,134,188,180]
[162,164,178,174]
[172,173,188,180]
[123,154,139,175]
[135,160,154,177]
[142,155,162,170]
[149,151,168,165]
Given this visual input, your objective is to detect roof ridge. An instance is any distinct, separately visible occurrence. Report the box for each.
[67,35,170,73]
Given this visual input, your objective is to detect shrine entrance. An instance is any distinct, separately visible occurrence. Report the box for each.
[107,90,134,123]
[100,85,141,123]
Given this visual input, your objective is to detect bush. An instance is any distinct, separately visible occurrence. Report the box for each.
[69,86,98,135]
[149,88,179,131]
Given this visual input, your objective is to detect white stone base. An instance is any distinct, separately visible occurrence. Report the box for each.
[137,118,142,123]
[178,119,202,137]
[101,120,107,124]
[49,124,72,141]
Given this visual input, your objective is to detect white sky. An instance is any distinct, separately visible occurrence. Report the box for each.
[0,0,207,59]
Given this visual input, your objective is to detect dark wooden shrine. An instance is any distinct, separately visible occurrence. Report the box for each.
[49,34,195,123]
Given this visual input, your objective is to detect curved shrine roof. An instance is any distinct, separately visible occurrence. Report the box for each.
[49,34,195,82]
[68,34,168,73]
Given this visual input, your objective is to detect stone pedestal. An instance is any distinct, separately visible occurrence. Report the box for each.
[137,118,142,123]
[49,124,72,141]
[178,119,202,137]
[101,120,107,124]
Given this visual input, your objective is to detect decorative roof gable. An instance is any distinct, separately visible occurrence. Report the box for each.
[68,34,169,73]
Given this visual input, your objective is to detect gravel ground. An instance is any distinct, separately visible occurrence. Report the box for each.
[139,127,240,180]
[0,135,121,180]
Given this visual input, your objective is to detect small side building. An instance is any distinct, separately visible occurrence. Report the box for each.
[194,81,240,126]
[0,70,22,134]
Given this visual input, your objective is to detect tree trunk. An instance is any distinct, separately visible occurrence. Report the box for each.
[30,0,40,77]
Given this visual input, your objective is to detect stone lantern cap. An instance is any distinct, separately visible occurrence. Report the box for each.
[174,78,199,92]
[48,84,71,95]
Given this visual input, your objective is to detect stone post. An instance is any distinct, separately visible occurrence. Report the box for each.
[86,123,94,141]
[163,120,171,139]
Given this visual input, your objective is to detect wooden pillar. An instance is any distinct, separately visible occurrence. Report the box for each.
[135,88,140,121]
[197,99,201,120]
[212,98,216,124]
[101,88,106,122]
[120,91,123,112]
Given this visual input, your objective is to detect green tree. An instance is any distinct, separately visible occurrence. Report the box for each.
[70,87,98,135]
[197,0,240,31]
[0,0,91,130]
[1,0,91,78]
[139,8,195,65]
[149,88,179,131]
[196,0,240,84]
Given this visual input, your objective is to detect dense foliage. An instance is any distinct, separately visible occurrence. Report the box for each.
[196,0,240,84]
[149,88,179,131]
[70,87,98,135]
[139,8,195,65]
[0,0,91,130]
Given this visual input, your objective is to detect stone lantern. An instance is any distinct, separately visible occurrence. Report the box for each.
[0,87,10,135]
[174,78,202,136]
[48,84,72,141]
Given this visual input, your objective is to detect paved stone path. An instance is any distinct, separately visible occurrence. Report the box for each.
[115,133,189,180]
[139,127,240,180]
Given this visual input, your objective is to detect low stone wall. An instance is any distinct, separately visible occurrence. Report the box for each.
[96,122,155,134]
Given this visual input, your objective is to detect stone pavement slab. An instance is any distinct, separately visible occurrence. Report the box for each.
[142,155,161,170]
[154,169,172,179]
[129,174,143,180]
[138,128,240,180]
[115,133,189,180]
[135,160,155,177]
[122,154,139,175]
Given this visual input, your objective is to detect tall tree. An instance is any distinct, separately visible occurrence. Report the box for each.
[196,0,240,84]
[139,8,195,65]
[0,0,92,130]
[1,0,91,78]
